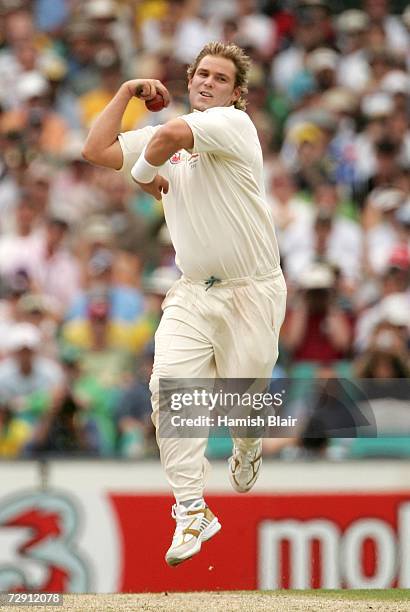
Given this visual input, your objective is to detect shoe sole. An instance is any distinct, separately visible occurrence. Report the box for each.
[166,517,222,567]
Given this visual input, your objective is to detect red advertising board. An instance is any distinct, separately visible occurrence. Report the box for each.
[1,463,410,593]
[110,493,410,591]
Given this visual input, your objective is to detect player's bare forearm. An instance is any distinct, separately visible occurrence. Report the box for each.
[145,119,194,166]
[83,79,171,170]
[82,84,132,169]
[132,119,191,199]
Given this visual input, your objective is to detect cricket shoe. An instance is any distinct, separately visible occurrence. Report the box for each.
[228,440,262,493]
[165,500,221,566]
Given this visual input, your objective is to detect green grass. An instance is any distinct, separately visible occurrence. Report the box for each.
[263,590,410,601]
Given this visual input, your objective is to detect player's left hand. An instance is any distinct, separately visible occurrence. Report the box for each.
[134,175,169,200]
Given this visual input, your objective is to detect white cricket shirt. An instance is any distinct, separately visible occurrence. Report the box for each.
[118,106,280,280]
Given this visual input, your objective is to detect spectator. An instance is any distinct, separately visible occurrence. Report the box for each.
[63,247,149,353]
[234,0,276,59]
[343,319,410,458]
[284,190,363,285]
[15,292,59,358]
[24,385,100,456]
[62,278,146,355]
[355,292,410,353]
[34,0,69,36]
[34,216,81,312]
[358,320,409,376]
[115,344,156,458]
[0,71,68,154]
[0,269,33,356]
[49,134,102,224]
[354,92,394,184]
[306,47,339,93]
[266,162,313,266]
[362,0,409,55]
[385,104,410,168]
[0,195,43,279]
[364,187,407,275]
[281,120,329,191]
[84,0,135,66]
[79,47,147,131]
[366,48,393,94]
[311,181,362,279]
[282,263,353,366]
[336,9,371,93]
[141,0,218,64]
[359,137,401,203]
[23,161,52,222]
[0,401,31,458]
[141,265,181,341]
[97,171,149,256]
[64,20,100,96]
[0,4,40,109]
[0,322,64,402]
[40,53,82,130]
[271,0,331,94]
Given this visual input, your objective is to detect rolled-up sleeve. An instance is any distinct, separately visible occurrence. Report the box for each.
[117,125,160,178]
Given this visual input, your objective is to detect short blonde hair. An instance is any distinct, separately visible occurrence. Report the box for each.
[187,42,251,111]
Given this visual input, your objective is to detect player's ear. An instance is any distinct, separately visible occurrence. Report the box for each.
[231,86,241,105]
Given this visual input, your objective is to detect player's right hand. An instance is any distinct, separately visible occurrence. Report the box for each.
[122,79,170,106]
[134,174,169,201]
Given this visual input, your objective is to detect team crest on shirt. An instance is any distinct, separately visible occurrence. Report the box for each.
[170,151,182,164]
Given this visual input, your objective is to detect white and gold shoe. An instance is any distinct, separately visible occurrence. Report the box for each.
[165,500,221,566]
[228,440,262,493]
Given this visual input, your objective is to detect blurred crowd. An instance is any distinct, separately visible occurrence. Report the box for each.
[0,0,408,461]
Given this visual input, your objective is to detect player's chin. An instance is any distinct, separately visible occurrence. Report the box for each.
[193,96,215,111]
[192,102,209,111]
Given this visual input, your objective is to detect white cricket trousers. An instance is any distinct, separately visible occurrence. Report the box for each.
[149,268,287,503]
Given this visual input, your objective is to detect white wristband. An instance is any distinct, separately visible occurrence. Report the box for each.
[131,146,158,184]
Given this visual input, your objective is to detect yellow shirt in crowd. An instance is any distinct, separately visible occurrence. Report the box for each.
[80,90,148,131]
[0,420,31,458]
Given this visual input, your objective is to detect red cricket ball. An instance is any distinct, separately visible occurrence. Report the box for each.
[145,93,165,112]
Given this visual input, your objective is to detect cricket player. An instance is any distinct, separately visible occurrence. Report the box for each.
[83,42,287,566]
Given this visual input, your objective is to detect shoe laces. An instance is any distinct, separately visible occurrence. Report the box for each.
[171,500,205,538]
[233,442,261,464]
